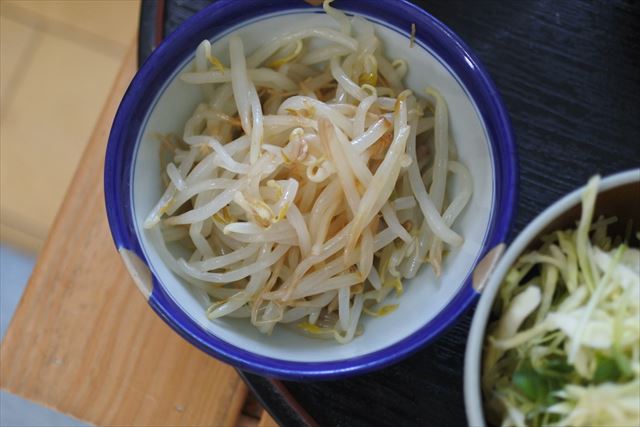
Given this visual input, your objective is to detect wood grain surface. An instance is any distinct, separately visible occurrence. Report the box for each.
[0,45,248,427]
[139,1,640,426]
[258,412,278,427]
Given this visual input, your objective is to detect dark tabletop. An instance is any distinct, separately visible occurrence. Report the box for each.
[138,0,640,425]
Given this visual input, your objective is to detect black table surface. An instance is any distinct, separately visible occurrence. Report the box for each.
[138,1,640,425]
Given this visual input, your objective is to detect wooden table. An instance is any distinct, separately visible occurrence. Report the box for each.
[0,44,276,427]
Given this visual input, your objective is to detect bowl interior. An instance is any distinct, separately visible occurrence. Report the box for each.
[537,180,640,246]
[130,11,496,363]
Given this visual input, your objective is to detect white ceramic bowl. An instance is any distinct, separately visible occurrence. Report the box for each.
[105,0,517,379]
[464,168,640,425]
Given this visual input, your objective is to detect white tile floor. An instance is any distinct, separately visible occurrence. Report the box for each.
[1,245,34,339]
[0,393,88,427]
[0,245,90,427]
[0,0,138,252]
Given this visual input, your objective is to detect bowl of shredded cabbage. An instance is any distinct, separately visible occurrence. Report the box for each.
[105,0,516,378]
[465,169,640,426]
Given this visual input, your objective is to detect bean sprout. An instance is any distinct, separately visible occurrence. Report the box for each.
[145,0,472,343]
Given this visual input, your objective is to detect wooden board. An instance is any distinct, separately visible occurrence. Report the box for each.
[258,412,278,427]
[0,44,248,427]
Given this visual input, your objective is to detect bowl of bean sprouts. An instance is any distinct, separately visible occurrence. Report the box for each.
[105,0,516,379]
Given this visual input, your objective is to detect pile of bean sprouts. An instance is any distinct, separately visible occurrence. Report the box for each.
[144,0,472,343]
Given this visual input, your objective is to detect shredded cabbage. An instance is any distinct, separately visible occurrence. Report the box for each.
[484,176,640,426]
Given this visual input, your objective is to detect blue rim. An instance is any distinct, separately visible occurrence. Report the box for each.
[104,0,517,380]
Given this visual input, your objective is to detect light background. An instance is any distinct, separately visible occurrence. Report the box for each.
[1,1,138,425]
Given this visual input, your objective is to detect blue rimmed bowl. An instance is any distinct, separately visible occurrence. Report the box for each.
[104,0,517,379]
